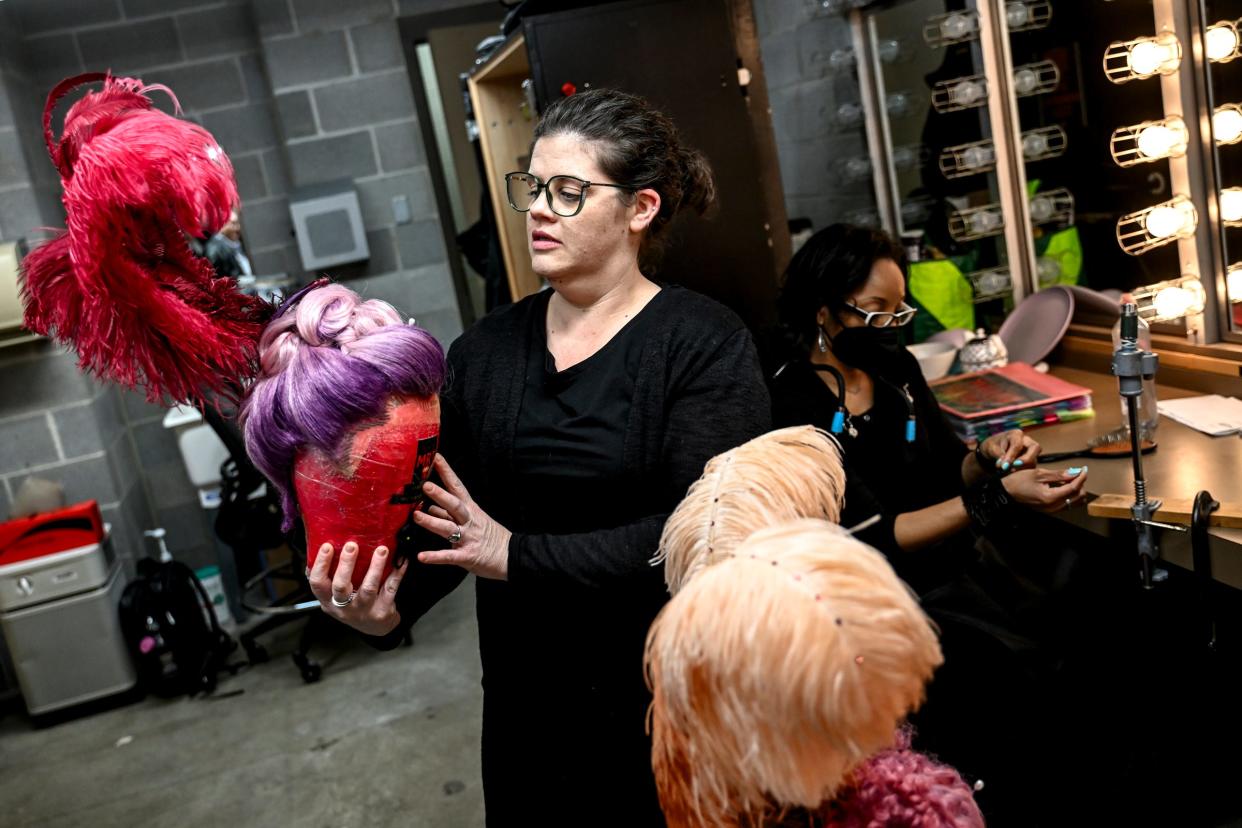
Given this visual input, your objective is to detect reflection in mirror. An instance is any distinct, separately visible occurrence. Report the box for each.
[1205,0,1242,335]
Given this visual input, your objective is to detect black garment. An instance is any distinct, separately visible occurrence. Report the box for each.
[375,285,771,826]
[770,349,973,593]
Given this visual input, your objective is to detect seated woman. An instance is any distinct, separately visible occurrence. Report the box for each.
[765,224,1092,824]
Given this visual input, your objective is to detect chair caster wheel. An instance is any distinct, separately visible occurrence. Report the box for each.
[293,653,321,683]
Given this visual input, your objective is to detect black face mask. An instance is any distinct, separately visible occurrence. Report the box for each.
[822,322,906,371]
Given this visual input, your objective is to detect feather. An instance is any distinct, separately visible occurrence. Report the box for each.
[18,73,271,405]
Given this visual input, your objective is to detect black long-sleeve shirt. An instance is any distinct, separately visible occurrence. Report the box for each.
[768,349,974,594]
[375,286,771,825]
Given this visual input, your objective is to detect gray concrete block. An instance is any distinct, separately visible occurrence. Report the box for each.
[0,350,94,419]
[18,0,120,34]
[201,102,279,154]
[100,500,141,561]
[797,16,848,82]
[313,71,415,133]
[287,131,376,187]
[178,6,255,60]
[78,18,184,76]
[23,34,84,88]
[253,0,294,38]
[292,0,392,32]
[107,431,142,494]
[54,402,106,460]
[119,388,168,425]
[156,500,215,553]
[123,0,215,17]
[357,261,459,319]
[794,77,837,142]
[240,197,294,250]
[412,305,464,349]
[131,419,182,469]
[0,481,10,522]
[375,120,425,172]
[145,462,199,510]
[0,129,27,188]
[121,477,154,540]
[232,152,268,202]
[145,59,246,112]
[249,243,300,277]
[356,170,435,229]
[351,21,404,73]
[239,53,269,101]
[275,90,316,140]
[367,226,400,274]
[260,148,290,196]
[396,218,447,270]
[0,414,58,475]
[0,185,40,243]
[264,31,351,90]
[9,454,118,506]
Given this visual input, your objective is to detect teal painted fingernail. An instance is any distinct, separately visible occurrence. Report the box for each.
[995,458,1003,467]
[1001,461,1010,471]
[1067,467,1084,476]
[1013,460,1024,467]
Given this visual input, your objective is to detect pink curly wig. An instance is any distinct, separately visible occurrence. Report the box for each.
[19,73,270,405]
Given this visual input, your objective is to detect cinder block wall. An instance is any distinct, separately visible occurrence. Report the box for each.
[754,0,878,231]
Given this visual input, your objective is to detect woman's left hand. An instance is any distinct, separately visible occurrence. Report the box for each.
[413,453,512,580]
[978,429,1041,473]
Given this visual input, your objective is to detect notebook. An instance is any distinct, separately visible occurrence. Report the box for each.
[929,363,1094,442]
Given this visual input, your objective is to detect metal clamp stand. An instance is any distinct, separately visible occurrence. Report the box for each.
[1111,303,1162,588]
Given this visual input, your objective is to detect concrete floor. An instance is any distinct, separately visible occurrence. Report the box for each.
[0,580,485,828]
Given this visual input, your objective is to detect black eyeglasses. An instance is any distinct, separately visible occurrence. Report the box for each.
[504,172,637,218]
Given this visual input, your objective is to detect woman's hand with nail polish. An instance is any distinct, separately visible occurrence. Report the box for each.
[307,540,409,636]
[979,429,1041,473]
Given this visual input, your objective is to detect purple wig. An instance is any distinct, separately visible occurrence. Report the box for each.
[239,282,446,530]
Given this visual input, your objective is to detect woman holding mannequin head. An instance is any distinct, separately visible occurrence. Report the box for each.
[306,89,770,824]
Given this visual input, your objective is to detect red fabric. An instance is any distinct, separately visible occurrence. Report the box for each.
[0,501,104,565]
[19,73,271,405]
[295,397,441,589]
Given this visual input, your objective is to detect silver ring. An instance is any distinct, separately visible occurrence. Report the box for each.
[330,592,356,608]
[1065,497,1073,510]
[448,526,463,544]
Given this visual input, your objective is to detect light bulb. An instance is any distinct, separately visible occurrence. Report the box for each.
[886,92,912,117]
[844,157,872,179]
[1136,123,1181,159]
[836,102,863,127]
[1037,257,1061,285]
[829,48,855,71]
[1145,204,1192,238]
[1006,2,1029,28]
[1030,196,1055,222]
[941,13,974,40]
[1222,188,1242,222]
[1153,286,1193,319]
[1227,265,1242,301]
[1214,106,1242,143]
[969,209,1001,235]
[1023,131,1049,157]
[962,145,995,169]
[877,39,902,64]
[1013,68,1038,95]
[1127,38,1177,76]
[953,79,984,106]
[1207,23,1239,62]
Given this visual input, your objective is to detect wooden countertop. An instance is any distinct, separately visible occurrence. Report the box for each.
[1035,367,1242,588]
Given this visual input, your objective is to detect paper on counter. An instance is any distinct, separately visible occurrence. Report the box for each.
[1157,394,1242,436]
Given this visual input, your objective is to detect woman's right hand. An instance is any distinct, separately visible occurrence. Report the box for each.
[1000,467,1089,513]
[307,541,409,636]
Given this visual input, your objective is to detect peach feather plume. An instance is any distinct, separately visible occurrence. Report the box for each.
[645,427,949,827]
[654,425,848,594]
